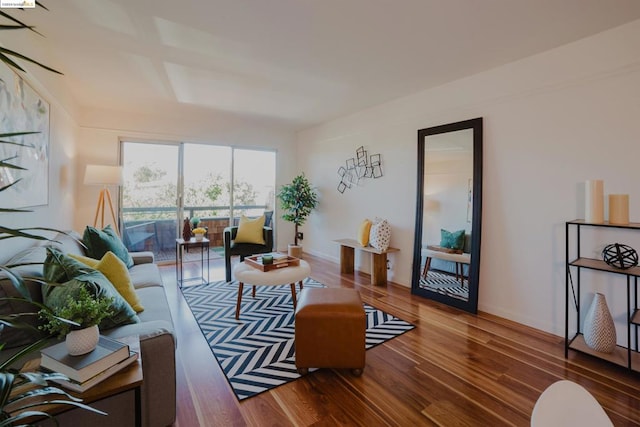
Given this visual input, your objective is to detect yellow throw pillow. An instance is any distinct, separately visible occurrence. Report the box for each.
[68,253,100,268]
[234,215,266,244]
[357,219,373,246]
[69,251,144,313]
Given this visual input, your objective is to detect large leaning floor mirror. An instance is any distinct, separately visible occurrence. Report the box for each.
[412,117,483,314]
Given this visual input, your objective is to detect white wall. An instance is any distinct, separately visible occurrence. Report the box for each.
[74,107,297,248]
[296,19,640,337]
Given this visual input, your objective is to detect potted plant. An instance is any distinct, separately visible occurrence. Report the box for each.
[0,135,109,421]
[38,287,114,355]
[276,174,318,258]
[192,227,207,241]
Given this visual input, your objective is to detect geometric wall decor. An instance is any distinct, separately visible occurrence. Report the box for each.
[337,146,383,194]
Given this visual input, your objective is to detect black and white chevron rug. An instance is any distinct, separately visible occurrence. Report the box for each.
[181,278,415,401]
[420,270,469,300]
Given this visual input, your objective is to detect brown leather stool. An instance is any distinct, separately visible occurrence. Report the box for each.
[294,288,366,376]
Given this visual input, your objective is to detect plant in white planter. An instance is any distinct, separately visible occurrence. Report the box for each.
[39,287,114,355]
[276,174,318,258]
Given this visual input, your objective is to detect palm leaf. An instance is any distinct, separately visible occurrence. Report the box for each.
[0,11,42,36]
[0,339,50,371]
[0,373,14,413]
[0,227,53,241]
[0,25,35,30]
[0,156,27,171]
[0,131,40,138]
[0,51,26,73]
[0,47,62,75]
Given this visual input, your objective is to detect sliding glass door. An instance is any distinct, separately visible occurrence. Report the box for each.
[120,142,179,262]
[232,149,276,227]
[120,141,275,263]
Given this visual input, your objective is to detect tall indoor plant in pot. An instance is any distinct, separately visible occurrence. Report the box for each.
[277,174,318,258]
[0,7,106,425]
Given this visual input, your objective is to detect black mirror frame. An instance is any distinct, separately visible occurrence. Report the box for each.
[411,117,483,314]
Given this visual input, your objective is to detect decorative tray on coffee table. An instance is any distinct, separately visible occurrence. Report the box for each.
[245,253,300,271]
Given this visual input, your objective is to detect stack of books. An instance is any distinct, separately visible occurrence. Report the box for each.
[40,335,139,393]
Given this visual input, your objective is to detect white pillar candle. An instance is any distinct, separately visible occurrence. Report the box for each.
[585,180,604,224]
[609,194,629,225]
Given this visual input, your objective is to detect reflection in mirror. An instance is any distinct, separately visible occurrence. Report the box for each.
[412,118,482,314]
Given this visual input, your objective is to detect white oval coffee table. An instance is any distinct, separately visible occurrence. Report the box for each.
[233,259,311,320]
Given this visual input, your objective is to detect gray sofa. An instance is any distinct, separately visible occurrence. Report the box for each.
[0,232,176,427]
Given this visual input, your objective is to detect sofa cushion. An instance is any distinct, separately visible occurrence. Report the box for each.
[69,252,145,313]
[234,215,266,244]
[128,263,163,290]
[0,246,49,349]
[82,225,134,268]
[43,248,139,330]
[40,231,87,258]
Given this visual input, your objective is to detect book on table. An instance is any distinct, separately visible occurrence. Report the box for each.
[40,335,130,383]
[46,349,139,393]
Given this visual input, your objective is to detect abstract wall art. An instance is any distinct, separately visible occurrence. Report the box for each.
[337,146,383,193]
[0,62,50,208]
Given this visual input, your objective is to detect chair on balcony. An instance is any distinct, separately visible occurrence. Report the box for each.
[224,222,273,282]
[122,220,159,252]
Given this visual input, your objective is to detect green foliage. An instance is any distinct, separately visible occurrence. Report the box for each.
[0,371,106,427]
[38,287,114,338]
[0,11,105,424]
[133,165,166,183]
[277,174,318,245]
[122,166,258,220]
[0,5,63,75]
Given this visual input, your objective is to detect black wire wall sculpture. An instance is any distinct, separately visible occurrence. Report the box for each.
[337,146,383,193]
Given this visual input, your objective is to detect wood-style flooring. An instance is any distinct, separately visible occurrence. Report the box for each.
[159,254,640,426]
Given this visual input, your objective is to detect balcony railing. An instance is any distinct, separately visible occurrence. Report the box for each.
[120,205,270,256]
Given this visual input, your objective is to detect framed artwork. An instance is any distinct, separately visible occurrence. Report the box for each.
[0,62,49,208]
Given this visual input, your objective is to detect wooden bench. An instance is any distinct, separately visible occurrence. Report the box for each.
[421,245,470,285]
[333,238,399,286]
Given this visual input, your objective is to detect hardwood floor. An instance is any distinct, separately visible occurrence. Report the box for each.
[160,254,640,426]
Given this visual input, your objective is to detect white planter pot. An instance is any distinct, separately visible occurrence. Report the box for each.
[194,233,204,241]
[583,293,616,353]
[66,325,99,356]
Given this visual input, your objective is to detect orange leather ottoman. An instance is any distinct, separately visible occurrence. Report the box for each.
[295,288,366,376]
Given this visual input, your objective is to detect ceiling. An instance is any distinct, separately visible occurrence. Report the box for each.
[15,0,640,131]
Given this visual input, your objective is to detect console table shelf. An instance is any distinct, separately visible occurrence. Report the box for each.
[568,257,640,276]
[568,333,640,371]
[565,219,640,371]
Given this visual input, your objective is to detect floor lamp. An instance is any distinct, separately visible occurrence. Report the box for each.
[84,165,123,234]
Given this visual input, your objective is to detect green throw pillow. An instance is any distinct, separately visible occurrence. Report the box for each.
[440,229,465,250]
[82,225,134,268]
[43,247,139,330]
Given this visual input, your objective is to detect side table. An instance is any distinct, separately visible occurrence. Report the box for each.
[176,237,210,287]
[14,336,143,426]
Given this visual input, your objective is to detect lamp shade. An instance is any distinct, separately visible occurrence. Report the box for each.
[84,165,123,186]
